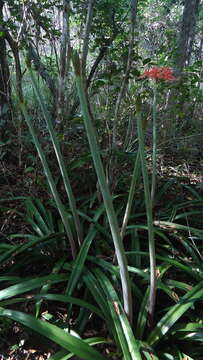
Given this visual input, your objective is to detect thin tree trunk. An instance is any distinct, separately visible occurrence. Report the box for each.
[56,0,71,125]
[188,40,203,120]
[187,0,200,65]
[112,0,138,148]
[81,0,94,78]
[175,0,200,75]
[163,0,200,140]
[68,45,108,119]
[22,2,57,117]
[0,0,11,140]
[5,32,23,103]
[27,43,56,99]
[5,31,24,165]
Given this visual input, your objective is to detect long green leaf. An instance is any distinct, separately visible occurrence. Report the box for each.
[83,271,110,317]
[25,198,50,235]
[49,337,107,360]
[35,257,66,317]
[19,100,76,258]
[171,322,203,342]
[147,280,203,345]
[72,49,132,322]
[28,66,83,247]
[108,299,131,360]
[0,308,108,360]
[65,204,104,296]
[0,274,67,301]
[121,151,141,238]
[0,232,65,269]
[93,269,142,360]
[154,220,203,236]
[126,251,202,280]
[135,288,149,339]
[33,293,103,318]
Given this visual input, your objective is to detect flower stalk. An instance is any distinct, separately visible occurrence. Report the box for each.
[151,83,157,206]
[138,66,176,326]
[136,96,156,327]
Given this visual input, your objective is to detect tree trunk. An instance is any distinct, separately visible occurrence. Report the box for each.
[56,0,71,126]
[112,0,138,148]
[162,0,200,140]
[0,0,11,140]
[175,0,200,75]
[5,31,24,166]
[81,0,94,78]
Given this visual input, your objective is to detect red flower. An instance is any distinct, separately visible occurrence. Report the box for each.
[140,67,176,80]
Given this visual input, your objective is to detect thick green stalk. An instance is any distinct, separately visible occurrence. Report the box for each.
[19,102,76,259]
[151,84,157,206]
[72,50,132,323]
[121,151,140,239]
[28,66,83,247]
[136,97,156,327]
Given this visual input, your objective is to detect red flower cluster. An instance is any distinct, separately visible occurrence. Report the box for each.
[140,67,176,80]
